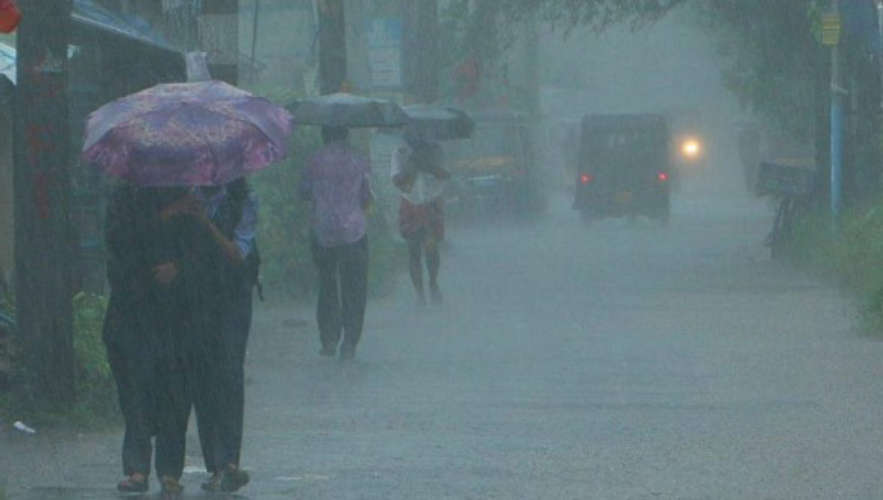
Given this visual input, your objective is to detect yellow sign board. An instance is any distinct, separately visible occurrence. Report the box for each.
[821,13,841,46]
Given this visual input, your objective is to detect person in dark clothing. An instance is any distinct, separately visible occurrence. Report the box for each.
[103,185,210,495]
[310,235,369,358]
[170,178,258,493]
[301,127,373,360]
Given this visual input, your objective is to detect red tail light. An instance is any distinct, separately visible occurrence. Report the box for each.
[657,172,669,182]
[580,174,593,185]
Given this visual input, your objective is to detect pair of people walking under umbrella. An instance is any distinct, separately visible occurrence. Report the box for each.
[86,79,289,496]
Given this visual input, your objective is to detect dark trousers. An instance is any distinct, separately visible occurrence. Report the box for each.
[194,285,253,473]
[107,341,152,477]
[150,361,190,480]
[312,236,369,351]
[107,338,190,480]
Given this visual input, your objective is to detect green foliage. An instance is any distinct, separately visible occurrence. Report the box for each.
[0,281,12,400]
[72,292,110,382]
[0,391,8,423]
[499,0,686,30]
[0,275,14,318]
[71,292,117,422]
[693,1,881,200]
[251,123,322,297]
[692,0,824,143]
[784,209,839,276]
[0,287,16,421]
[0,292,118,427]
[788,199,883,334]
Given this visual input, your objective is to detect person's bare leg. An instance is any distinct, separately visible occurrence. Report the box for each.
[408,236,425,305]
[426,237,441,304]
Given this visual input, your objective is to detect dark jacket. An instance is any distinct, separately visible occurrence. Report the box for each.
[102,186,219,361]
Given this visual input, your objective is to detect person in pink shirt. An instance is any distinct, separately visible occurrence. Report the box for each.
[301,127,373,360]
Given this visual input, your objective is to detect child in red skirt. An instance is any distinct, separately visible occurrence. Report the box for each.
[391,137,450,305]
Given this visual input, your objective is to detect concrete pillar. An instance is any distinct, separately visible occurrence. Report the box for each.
[200,0,239,85]
[13,0,76,410]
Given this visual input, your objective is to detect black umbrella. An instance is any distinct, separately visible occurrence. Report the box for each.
[286,93,408,128]
[403,105,474,141]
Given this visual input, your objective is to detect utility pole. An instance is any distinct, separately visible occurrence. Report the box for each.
[403,0,438,103]
[201,0,239,85]
[823,1,844,230]
[13,0,76,410]
[318,0,346,94]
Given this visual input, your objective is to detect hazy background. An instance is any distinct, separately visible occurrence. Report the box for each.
[538,8,750,195]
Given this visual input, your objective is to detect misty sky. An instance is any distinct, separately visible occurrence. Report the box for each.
[540,9,740,122]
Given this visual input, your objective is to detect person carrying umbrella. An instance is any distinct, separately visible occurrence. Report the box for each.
[300,126,373,360]
[168,177,260,493]
[391,106,472,305]
[103,184,213,495]
[86,79,291,495]
[392,134,450,305]
[288,92,405,359]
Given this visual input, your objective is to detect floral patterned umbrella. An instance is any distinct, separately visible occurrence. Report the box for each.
[82,80,293,186]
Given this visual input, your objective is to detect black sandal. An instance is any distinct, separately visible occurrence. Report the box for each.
[160,475,183,495]
[220,464,250,492]
[117,474,149,493]
[201,472,222,492]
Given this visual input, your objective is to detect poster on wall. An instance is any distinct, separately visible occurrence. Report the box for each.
[367,18,401,89]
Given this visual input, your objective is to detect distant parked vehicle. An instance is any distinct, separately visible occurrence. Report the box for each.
[445,109,544,218]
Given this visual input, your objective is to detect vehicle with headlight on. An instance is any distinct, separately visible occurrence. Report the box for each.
[679,136,703,163]
[573,113,672,224]
[673,133,708,179]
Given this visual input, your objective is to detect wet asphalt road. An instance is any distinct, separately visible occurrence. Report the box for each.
[5,189,883,499]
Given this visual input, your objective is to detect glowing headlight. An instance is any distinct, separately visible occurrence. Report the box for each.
[681,139,701,158]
